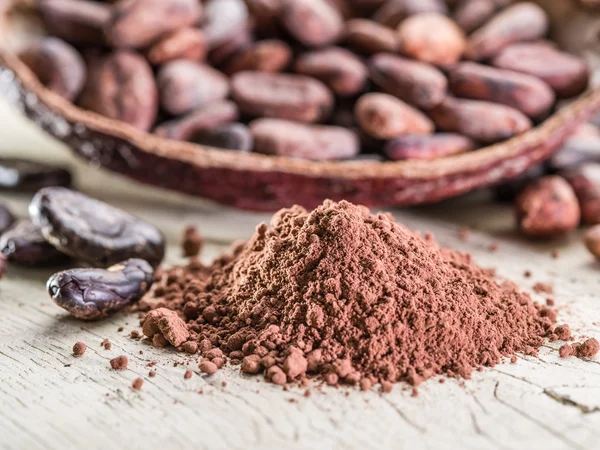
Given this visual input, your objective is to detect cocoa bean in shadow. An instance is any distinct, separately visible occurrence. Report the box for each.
[147,28,207,66]
[0,219,69,267]
[281,0,344,48]
[192,123,253,152]
[343,19,398,55]
[372,0,447,28]
[562,164,600,225]
[384,133,475,161]
[453,0,498,33]
[38,0,111,44]
[0,158,72,192]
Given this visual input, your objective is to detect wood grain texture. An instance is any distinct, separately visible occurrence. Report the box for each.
[1,99,600,450]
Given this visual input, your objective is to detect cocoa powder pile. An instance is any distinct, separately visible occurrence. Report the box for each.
[139,200,556,389]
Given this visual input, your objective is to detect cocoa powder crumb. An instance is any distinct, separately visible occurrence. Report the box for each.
[132,377,144,390]
[559,343,575,358]
[184,370,193,379]
[576,338,599,358]
[118,327,124,332]
[524,270,532,278]
[533,282,553,294]
[546,298,555,306]
[458,227,471,241]
[130,330,141,339]
[182,341,198,354]
[101,338,111,350]
[304,389,312,397]
[72,342,86,356]
[551,249,560,259]
[199,361,218,375]
[149,371,156,377]
[510,356,517,364]
[110,355,128,370]
[381,381,394,393]
[489,242,499,252]
[182,226,204,257]
[554,324,572,341]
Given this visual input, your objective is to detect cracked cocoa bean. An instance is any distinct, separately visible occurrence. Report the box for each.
[203,0,249,49]
[343,19,398,54]
[192,123,253,152]
[146,28,207,66]
[223,40,292,75]
[38,0,111,44]
[0,158,72,191]
[562,164,600,225]
[30,187,165,268]
[373,0,447,28]
[0,219,69,267]
[384,133,475,161]
[0,203,15,236]
[281,0,344,48]
[47,258,154,320]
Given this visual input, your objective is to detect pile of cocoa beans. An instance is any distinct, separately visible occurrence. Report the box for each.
[19,0,589,161]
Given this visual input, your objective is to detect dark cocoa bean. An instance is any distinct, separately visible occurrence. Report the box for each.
[429,97,531,143]
[223,39,292,75]
[547,136,600,172]
[294,47,368,97]
[250,118,360,160]
[157,61,229,116]
[562,164,600,225]
[0,203,15,236]
[384,133,475,161]
[372,0,448,28]
[231,71,334,123]
[147,28,207,66]
[30,187,165,268]
[355,93,434,140]
[280,0,344,47]
[19,37,86,101]
[244,0,283,34]
[492,165,547,203]
[38,0,111,44]
[47,258,154,320]
[203,0,250,49]
[0,158,72,191]
[343,19,398,54]
[369,53,447,110]
[192,123,253,152]
[453,0,497,33]
[0,219,69,267]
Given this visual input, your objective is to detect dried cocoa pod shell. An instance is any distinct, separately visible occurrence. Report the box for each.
[355,92,434,140]
[250,118,359,160]
[146,28,207,66]
[384,133,475,161]
[222,39,291,75]
[280,0,344,48]
[449,62,555,120]
[466,2,549,61]
[192,123,253,152]
[343,19,398,54]
[105,0,202,49]
[157,61,229,116]
[429,97,532,143]
[231,71,334,123]
[18,37,85,101]
[561,163,600,224]
[453,0,498,33]
[294,47,368,97]
[372,0,448,28]
[203,0,250,49]
[369,53,447,110]
[492,43,589,98]
[37,0,111,44]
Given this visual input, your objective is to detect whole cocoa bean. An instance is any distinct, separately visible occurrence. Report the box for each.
[492,43,589,98]
[223,40,292,75]
[448,62,555,120]
[453,0,497,33]
[294,47,368,97]
[192,123,253,152]
[369,53,447,110]
[78,51,158,131]
[384,133,475,161]
[19,37,86,101]
[547,136,600,172]
[584,225,600,259]
[1,219,69,267]
[280,0,344,48]
[429,97,531,143]
[147,29,207,66]
[562,164,600,225]
[231,71,334,123]
[38,0,111,44]
[244,0,283,34]
[373,0,448,28]
[355,93,434,140]
[105,0,202,49]
[157,61,229,116]
[515,176,580,239]
[343,19,398,54]
[203,0,250,49]
[466,2,549,61]
[208,28,254,67]
[397,13,466,66]
[0,158,72,191]
[250,118,359,160]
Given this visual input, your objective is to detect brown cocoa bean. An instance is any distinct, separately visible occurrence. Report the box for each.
[294,47,368,97]
[78,51,158,131]
[250,118,359,160]
[105,0,202,49]
[448,62,555,120]
[343,19,398,54]
[280,0,344,48]
[223,40,292,75]
[584,225,600,259]
[355,93,434,140]
[19,37,86,101]
[369,53,447,110]
[548,136,600,172]
[429,97,531,143]
[562,164,600,225]
[38,0,111,44]
[208,28,254,67]
[231,71,334,123]
[203,0,250,49]
[373,0,448,28]
[491,43,589,98]
[157,61,229,116]
[384,133,475,161]
[244,0,283,34]
[453,0,497,33]
[466,3,549,61]
[192,123,253,152]
[397,13,466,66]
[515,176,580,239]
[147,29,207,66]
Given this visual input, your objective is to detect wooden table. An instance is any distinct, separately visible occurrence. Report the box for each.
[1,98,600,450]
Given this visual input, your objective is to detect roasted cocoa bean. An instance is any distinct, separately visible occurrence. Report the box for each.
[19,37,86,101]
[369,53,447,110]
[223,40,292,75]
[373,0,448,28]
[192,123,253,152]
[280,0,344,48]
[157,61,229,116]
[0,158,72,191]
[0,203,15,236]
[562,164,600,225]
[231,71,334,123]
[429,97,531,143]
[30,187,165,268]
[0,219,69,267]
[250,118,360,160]
[492,43,589,98]
[515,176,580,239]
[146,28,207,66]
[294,47,368,97]
[203,0,250,49]
[38,0,111,44]
[78,51,158,131]
[343,19,398,54]
[448,62,555,119]
[355,93,434,140]
[384,133,475,161]
[547,136,600,172]
[105,0,202,49]
[47,258,154,320]
[453,0,498,33]
[466,2,549,61]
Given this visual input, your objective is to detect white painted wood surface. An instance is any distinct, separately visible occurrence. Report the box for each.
[1,98,600,450]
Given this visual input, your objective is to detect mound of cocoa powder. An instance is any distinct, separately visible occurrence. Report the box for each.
[138,200,557,389]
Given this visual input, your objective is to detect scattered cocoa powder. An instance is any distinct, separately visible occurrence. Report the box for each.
[110,355,128,370]
[132,377,144,390]
[182,226,204,257]
[72,342,86,356]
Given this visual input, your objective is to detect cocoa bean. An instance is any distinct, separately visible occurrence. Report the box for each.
[491,43,589,98]
[105,0,202,49]
[0,203,15,236]
[562,164,600,225]
[466,2,549,61]
[19,37,86,101]
[250,118,359,160]
[492,165,547,203]
[369,53,447,110]
[584,225,600,259]
[1,219,69,267]
[223,39,292,75]
[280,0,344,48]
[203,0,250,49]
[231,71,334,123]
[343,19,398,54]
[244,0,283,34]
[373,0,448,28]
[384,133,475,161]
[397,13,466,66]
[192,123,253,152]
[38,0,111,44]
[547,136,600,172]
[147,29,207,66]
[355,93,434,140]
[429,97,531,143]
[208,28,254,67]
[157,61,229,116]
[453,0,497,33]
[448,62,555,119]
[294,47,368,97]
